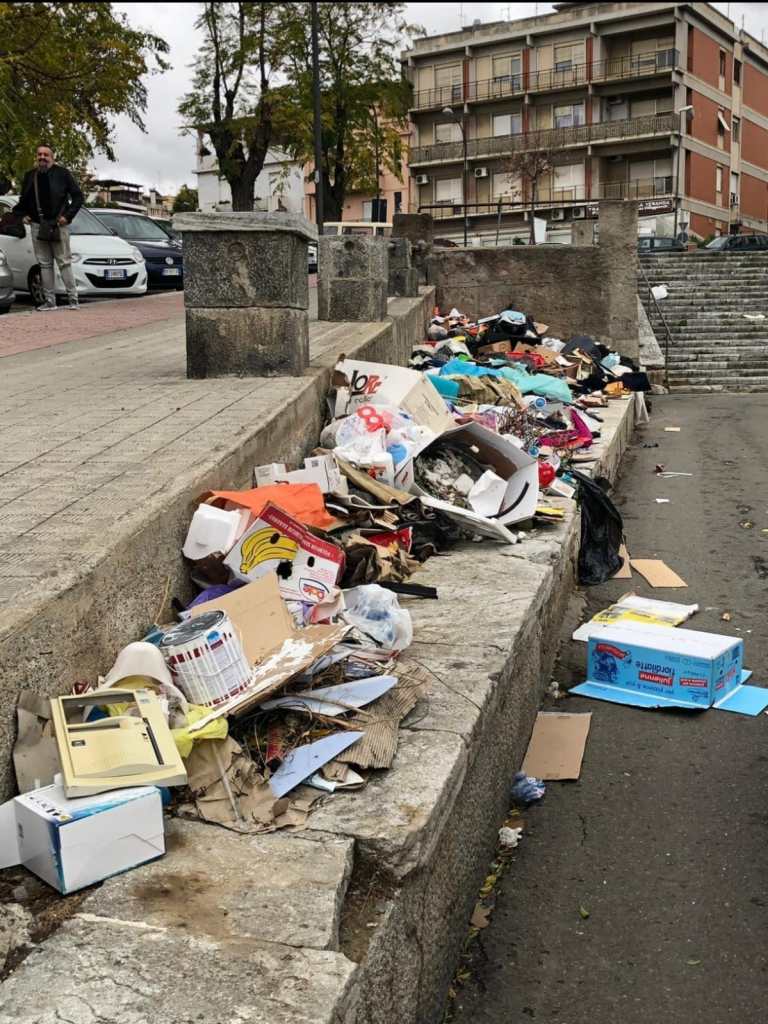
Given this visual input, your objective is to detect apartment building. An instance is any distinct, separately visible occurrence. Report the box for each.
[402,1,768,243]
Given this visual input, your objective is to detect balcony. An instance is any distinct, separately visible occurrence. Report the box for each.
[410,113,678,166]
[410,49,679,110]
[417,176,674,221]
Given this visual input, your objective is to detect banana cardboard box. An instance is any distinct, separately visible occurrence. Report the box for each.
[224,501,344,604]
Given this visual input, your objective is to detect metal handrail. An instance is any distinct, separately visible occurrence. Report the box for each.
[410,113,678,165]
[411,48,679,109]
[416,177,675,220]
[638,259,672,389]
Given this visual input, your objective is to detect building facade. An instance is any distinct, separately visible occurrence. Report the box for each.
[89,180,172,219]
[195,138,305,214]
[402,1,768,243]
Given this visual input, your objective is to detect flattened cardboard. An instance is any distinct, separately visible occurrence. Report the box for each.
[612,544,632,580]
[189,573,348,732]
[630,559,687,588]
[13,692,60,793]
[521,712,591,780]
[191,575,295,665]
[335,358,454,435]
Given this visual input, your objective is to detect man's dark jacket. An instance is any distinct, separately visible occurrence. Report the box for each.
[13,165,84,224]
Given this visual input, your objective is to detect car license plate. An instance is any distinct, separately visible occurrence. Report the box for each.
[162,267,181,276]
[105,268,127,280]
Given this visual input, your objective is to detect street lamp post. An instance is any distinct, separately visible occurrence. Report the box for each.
[673,104,693,240]
[443,105,469,246]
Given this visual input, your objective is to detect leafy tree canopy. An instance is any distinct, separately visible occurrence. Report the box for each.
[172,184,198,212]
[0,2,169,185]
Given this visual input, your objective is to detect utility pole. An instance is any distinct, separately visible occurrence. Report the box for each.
[311,1,324,233]
[371,106,381,222]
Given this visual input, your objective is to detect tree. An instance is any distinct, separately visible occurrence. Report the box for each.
[179,3,286,212]
[277,3,419,222]
[505,139,556,244]
[0,3,168,186]
[173,184,199,213]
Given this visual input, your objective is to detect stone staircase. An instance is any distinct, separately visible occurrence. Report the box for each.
[638,251,768,391]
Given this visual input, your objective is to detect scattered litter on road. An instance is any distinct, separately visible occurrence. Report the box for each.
[498,826,523,848]
[630,559,688,588]
[510,771,546,803]
[578,904,591,920]
[664,426,681,432]
[573,595,699,641]
[522,712,591,780]
[655,498,671,504]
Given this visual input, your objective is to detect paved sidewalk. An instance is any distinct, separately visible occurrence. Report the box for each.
[0,292,184,358]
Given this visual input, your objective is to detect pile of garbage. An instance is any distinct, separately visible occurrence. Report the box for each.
[0,297,646,897]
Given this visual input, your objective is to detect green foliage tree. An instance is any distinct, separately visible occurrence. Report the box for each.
[277,3,419,222]
[179,2,286,212]
[0,2,168,185]
[172,184,199,212]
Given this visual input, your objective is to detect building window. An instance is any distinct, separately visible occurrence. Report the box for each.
[553,162,585,200]
[734,59,742,85]
[719,51,726,76]
[435,63,462,102]
[492,54,522,85]
[554,43,578,72]
[394,191,402,214]
[434,121,462,144]
[492,112,523,136]
[554,102,585,129]
[733,116,740,142]
[435,178,463,203]
[363,198,388,222]
[716,165,723,201]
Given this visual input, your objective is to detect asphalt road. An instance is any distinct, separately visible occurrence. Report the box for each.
[451,394,768,1024]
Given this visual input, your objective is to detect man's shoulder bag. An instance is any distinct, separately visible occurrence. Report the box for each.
[33,171,61,242]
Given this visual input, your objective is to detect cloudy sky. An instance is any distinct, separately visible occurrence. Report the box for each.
[97,2,768,194]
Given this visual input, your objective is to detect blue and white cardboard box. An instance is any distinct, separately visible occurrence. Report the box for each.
[0,782,164,894]
[575,622,750,711]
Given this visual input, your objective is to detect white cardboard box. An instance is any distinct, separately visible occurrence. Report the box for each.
[335,358,454,436]
[253,454,348,496]
[0,783,164,893]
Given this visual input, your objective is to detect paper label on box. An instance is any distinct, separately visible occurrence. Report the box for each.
[224,502,344,603]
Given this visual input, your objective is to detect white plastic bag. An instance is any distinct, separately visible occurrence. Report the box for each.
[342,585,413,652]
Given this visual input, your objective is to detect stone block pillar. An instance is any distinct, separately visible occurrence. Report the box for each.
[317,236,388,321]
[176,212,317,378]
[571,220,594,246]
[393,213,434,284]
[597,200,639,361]
[388,238,420,297]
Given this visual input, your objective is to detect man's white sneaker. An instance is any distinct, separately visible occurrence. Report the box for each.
[36,302,57,311]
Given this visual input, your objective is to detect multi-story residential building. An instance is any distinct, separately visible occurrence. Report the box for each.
[88,180,172,219]
[402,1,768,243]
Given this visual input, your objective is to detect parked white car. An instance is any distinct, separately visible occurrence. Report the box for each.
[0,197,148,303]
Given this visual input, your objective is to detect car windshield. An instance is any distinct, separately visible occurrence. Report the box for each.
[706,236,728,250]
[69,207,113,236]
[96,213,171,242]
[153,219,179,240]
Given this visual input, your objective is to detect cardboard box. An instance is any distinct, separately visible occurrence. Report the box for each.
[334,358,454,436]
[0,783,164,894]
[477,341,512,355]
[579,623,743,709]
[404,422,539,528]
[224,501,344,603]
[253,455,348,496]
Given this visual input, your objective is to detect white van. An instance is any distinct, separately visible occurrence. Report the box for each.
[0,198,148,304]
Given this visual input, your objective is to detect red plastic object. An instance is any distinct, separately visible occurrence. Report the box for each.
[538,460,556,487]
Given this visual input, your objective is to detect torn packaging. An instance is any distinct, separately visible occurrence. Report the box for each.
[188,575,348,733]
[14,691,60,793]
[334,357,455,436]
[183,736,319,833]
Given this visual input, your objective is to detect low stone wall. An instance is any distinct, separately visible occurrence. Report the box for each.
[0,290,435,801]
[428,201,639,359]
[1,397,636,1024]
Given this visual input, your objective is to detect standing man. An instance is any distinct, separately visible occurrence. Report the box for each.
[13,145,83,310]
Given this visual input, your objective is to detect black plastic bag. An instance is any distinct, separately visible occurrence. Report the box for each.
[572,470,624,585]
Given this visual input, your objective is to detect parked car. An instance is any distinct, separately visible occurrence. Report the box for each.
[0,249,14,313]
[704,233,768,252]
[151,218,181,243]
[0,198,147,304]
[91,209,183,288]
[638,236,686,253]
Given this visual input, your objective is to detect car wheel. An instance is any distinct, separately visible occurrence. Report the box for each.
[0,305,10,315]
[28,266,48,308]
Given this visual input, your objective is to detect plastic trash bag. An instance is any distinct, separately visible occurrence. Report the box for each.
[342,584,413,651]
[572,470,624,585]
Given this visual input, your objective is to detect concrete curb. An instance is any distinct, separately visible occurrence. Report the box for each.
[0,396,635,1023]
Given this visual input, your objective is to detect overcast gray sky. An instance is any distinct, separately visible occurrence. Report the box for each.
[96,2,768,194]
